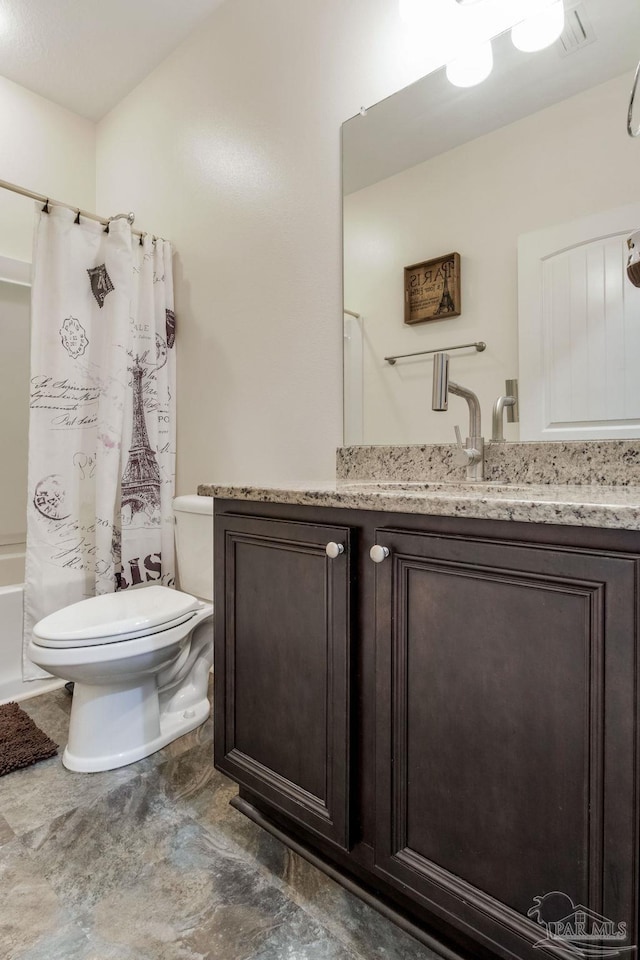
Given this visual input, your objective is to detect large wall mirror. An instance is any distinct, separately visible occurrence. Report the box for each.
[343,0,640,447]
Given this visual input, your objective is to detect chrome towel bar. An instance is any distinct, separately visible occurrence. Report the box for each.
[385,341,486,365]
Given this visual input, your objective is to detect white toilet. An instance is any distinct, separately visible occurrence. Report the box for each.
[27,495,214,773]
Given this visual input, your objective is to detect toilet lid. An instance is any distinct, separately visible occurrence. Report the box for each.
[32,586,201,647]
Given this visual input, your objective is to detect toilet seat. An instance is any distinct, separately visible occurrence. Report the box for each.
[32,585,201,648]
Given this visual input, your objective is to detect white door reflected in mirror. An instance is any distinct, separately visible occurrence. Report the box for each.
[518,202,640,441]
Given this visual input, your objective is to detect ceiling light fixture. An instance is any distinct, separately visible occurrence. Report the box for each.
[446,40,494,87]
[511,0,565,52]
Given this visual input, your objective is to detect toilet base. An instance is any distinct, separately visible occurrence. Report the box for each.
[62,679,210,773]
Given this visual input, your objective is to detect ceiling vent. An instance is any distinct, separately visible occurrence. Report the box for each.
[557,3,596,56]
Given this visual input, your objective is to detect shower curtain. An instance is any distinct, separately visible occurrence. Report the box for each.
[23,204,176,679]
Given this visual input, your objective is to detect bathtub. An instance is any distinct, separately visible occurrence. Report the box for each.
[0,547,64,704]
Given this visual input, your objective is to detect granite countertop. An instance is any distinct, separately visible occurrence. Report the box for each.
[197,479,640,531]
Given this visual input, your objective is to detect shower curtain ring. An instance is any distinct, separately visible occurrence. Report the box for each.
[42,199,49,213]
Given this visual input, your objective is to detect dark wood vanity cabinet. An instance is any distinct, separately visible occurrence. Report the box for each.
[214,513,353,848]
[373,526,638,959]
[214,500,640,960]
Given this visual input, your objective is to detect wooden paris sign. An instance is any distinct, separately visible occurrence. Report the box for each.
[404,253,461,325]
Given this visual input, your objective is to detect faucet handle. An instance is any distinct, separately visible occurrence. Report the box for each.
[453,425,481,466]
[453,425,470,466]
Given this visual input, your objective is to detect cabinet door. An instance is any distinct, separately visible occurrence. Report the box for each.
[215,514,352,849]
[374,528,638,960]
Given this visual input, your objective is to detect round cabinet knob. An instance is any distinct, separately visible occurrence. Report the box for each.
[325,542,345,559]
[369,545,390,563]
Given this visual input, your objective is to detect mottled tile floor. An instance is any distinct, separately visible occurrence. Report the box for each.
[0,683,439,960]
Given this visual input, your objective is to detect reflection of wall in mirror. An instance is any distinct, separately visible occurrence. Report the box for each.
[343,71,640,446]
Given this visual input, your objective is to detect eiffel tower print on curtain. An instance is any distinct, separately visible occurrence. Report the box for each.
[121,355,161,524]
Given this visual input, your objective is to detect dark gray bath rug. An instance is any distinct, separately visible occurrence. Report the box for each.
[0,701,58,776]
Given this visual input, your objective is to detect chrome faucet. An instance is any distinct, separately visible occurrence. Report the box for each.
[432,352,484,481]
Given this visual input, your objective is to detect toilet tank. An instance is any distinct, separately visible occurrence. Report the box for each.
[173,495,214,601]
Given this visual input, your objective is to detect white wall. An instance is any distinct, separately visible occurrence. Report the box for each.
[96,0,490,490]
[0,74,95,262]
[344,72,640,445]
[0,75,95,573]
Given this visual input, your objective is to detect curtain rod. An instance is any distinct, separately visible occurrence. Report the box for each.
[0,175,148,238]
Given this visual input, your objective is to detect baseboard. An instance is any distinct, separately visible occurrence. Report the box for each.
[231,794,468,960]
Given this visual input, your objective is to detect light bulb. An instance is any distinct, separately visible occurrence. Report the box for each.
[511,0,565,52]
[446,40,493,87]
